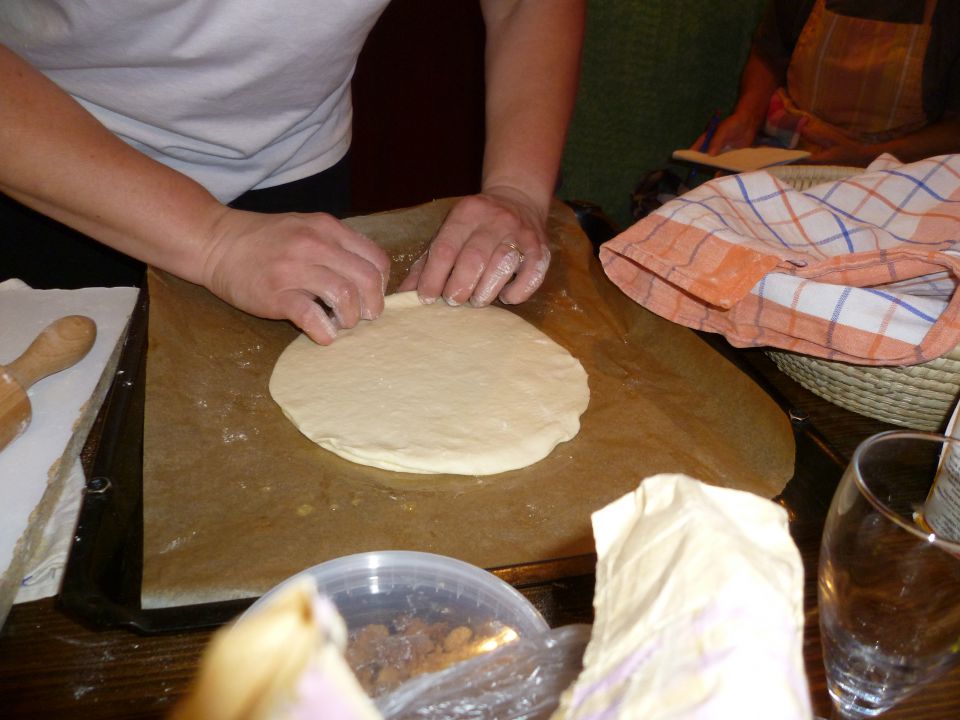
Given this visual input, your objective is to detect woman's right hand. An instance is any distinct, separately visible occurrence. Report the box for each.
[200,209,391,345]
[691,112,759,155]
[0,44,390,345]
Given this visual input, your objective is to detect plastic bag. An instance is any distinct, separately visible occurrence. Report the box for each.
[375,624,591,720]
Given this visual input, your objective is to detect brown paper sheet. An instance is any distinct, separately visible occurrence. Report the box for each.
[142,199,794,608]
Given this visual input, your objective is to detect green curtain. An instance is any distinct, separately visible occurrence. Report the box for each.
[561,0,769,229]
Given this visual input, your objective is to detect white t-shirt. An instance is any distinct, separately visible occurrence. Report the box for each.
[0,0,391,201]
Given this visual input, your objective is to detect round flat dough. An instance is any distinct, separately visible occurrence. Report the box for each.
[269,292,589,475]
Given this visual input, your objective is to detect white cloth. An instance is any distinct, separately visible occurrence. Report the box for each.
[0,281,138,626]
[551,474,812,720]
[0,0,391,202]
[14,459,84,604]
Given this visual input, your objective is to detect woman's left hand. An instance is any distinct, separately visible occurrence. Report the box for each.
[799,116,874,165]
[398,187,551,307]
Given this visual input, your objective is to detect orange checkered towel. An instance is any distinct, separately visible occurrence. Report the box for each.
[600,154,960,366]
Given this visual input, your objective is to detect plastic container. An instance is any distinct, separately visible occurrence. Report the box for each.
[242,550,549,696]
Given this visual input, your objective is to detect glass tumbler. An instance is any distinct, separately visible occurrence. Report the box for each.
[818,430,960,718]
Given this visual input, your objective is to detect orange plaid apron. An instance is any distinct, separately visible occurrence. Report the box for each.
[775,0,936,144]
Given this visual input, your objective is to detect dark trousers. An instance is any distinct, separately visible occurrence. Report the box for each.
[0,154,351,289]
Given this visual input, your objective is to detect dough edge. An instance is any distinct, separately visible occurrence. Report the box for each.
[269,292,590,476]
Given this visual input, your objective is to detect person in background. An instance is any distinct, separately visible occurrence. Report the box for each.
[0,1,585,345]
[695,0,960,165]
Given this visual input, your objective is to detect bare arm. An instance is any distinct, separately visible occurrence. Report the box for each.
[0,45,225,279]
[401,0,585,306]
[479,0,585,222]
[801,113,960,165]
[0,45,389,344]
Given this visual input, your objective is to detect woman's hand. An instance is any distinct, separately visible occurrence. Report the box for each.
[798,116,871,164]
[398,187,550,307]
[692,111,759,155]
[201,209,391,345]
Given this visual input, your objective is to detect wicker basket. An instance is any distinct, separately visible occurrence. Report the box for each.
[762,164,960,431]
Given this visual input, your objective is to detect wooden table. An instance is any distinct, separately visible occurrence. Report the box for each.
[1,346,958,719]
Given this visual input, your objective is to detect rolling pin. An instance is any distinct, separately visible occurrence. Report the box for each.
[0,315,97,453]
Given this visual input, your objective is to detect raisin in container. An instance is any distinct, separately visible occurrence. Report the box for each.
[241,550,549,696]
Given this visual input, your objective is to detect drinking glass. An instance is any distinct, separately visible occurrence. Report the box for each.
[818,430,960,718]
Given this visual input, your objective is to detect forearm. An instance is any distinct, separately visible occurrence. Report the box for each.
[478,0,585,219]
[730,47,783,132]
[874,116,960,163]
[803,113,960,165]
[0,45,225,285]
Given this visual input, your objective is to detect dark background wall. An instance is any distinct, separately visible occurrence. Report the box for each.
[560,0,769,228]
[351,0,769,229]
[350,0,486,214]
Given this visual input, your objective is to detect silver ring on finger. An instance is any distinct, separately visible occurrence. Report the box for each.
[501,240,524,263]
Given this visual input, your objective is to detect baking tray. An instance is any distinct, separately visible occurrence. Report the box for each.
[57,288,845,634]
[59,289,255,632]
[57,289,595,633]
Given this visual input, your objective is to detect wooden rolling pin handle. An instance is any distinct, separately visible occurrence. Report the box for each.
[6,315,97,389]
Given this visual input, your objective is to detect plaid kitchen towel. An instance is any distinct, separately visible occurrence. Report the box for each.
[600,154,960,365]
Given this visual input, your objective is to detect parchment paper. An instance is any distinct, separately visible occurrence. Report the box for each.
[142,199,794,608]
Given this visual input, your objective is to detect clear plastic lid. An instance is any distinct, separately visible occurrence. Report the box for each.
[243,550,548,637]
